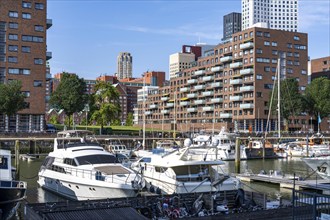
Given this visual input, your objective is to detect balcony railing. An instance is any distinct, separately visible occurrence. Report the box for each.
[240,103,254,109]
[194,100,206,105]
[180,101,190,106]
[187,79,198,85]
[145,111,152,115]
[187,107,198,112]
[194,70,205,76]
[220,56,233,63]
[240,86,254,92]
[230,79,243,85]
[211,98,223,103]
[202,91,214,97]
[202,76,213,82]
[194,85,206,90]
[150,104,158,109]
[230,62,243,69]
[240,42,254,50]
[161,97,169,101]
[211,66,223,72]
[202,106,214,111]
[180,87,190,92]
[220,113,232,118]
[240,68,254,75]
[211,82,223,88]
[230,95,243,101]
[161,110,170,114]
[187,93,198,98]
[166,103,174,108]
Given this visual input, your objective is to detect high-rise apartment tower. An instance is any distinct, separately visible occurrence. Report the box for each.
[242,0,298,32]
[222,12,242,41]
[0,0,51,132]
[117,52,132,79]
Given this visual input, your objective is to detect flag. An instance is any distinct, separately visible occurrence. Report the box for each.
[318,115,322,124]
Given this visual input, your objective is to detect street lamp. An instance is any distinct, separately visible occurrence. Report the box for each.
[84,104,90,130]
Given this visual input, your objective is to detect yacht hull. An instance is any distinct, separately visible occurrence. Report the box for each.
[302,156,330,180]
[38,175,137,201]
[244,148,277,159]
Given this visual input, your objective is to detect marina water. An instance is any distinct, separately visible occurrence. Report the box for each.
[13,156,317,219]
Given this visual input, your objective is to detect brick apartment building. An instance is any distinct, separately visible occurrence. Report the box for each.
[310,56,330,80]
[0,0,51,132]
[137,27,309,133]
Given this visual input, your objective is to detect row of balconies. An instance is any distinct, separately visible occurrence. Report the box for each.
[181,81,224,92]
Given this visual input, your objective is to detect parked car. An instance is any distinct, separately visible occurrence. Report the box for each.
[46,124,57,133]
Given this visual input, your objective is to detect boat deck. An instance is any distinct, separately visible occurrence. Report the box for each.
[95,165,131,175]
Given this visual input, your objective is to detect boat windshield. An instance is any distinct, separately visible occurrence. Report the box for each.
[76,154,117,165]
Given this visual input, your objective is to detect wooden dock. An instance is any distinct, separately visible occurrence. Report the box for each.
[235,173,330,194]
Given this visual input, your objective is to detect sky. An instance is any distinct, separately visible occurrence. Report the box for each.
[47,0,330,80]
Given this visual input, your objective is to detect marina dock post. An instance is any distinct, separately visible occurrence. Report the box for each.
[15,140,20,178]
[235,137,241,174]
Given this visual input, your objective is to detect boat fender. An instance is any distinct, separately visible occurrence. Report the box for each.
[19,182,25,188]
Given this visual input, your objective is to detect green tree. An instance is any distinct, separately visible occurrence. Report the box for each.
[126,112,134,126]
[49,73,87,127]
[303,77,330,120]
[91,81,121,133]
[49,115,59,124]
[0,80,26,116]
[269,78,302,131]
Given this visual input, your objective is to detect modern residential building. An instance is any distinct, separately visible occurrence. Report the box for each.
[222,12,242,41]
[0,0,51,132]
[310,56,330,80]
[242,0,298,32]
[137,27,308,133]
[117,52,132,79]
[169,45,201,79]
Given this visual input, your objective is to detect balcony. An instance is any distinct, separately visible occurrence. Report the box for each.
[230,79,243,85]
[150,104,158,109]
[230,62,243,69]
[194,100,206,105]
[180,87,190,92]
[46,19,53,29]
[240,42,254,50]
[240,86,254,92]
[180,101,190,106]
[187,79,198,85]
[211,82,223,88]
[166,103,174,108]
[187,108,198,113]
[240,103,254,109]
[240,68,254,75]
[145,111,152,115]
[46,51,52,60]
[46,73,52,80]
[187,93,198,98]
[220,113,232,119]
[194,85,206,90]
[194,70,205,76]
[161,97,169,101]
[211,98,223,103]
[230,95,243,101]
[211,66,223,72]
[161,110,170,114]
[202,76,213,82]
[220,56,233,63]
[202,106,214,112]
[202,91,214,97]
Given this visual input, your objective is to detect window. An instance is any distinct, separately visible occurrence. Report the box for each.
[256,58,270,63]
[9,22,18,29]
[22,2,32,8]
[294,52,299,57]
[34,25,44,32]
[256,31,262,36]
[8,45,18,52]
[264,32,270,37]
[294,44,307,50]
[9,11,18,18]
[287,68,293,74]
[287,43,293,48]
[256,74,263,80]
[8,68,19,74]
[272,59,278,64]
[264,41,270,46]
[287,52,293,57]
[22,35,43,42]
[22,13,31,19]
[22,91,30,97]
[8,56,17,63]
[34,58,43,65]
[272,50,278,55]
[264,66,270,72]
[293,35,300,41]
[22,69,30,75]
[22,46,31,53]
[301,69,307,75]
[264,84,273,89]
[35,3,44,10]
[34,80,42,87]
[272,41,278,46]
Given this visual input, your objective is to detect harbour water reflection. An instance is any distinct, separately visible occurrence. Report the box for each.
[14,156,317,218]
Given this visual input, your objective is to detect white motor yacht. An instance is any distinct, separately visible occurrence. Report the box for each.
[131,147,241,195]
[302,156,330,180]
[38,130,144,201]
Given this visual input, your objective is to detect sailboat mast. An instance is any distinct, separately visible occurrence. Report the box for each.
[143,74,146,150]
[277,58,281,139]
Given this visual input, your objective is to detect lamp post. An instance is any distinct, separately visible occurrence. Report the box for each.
[84,104,90,130]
